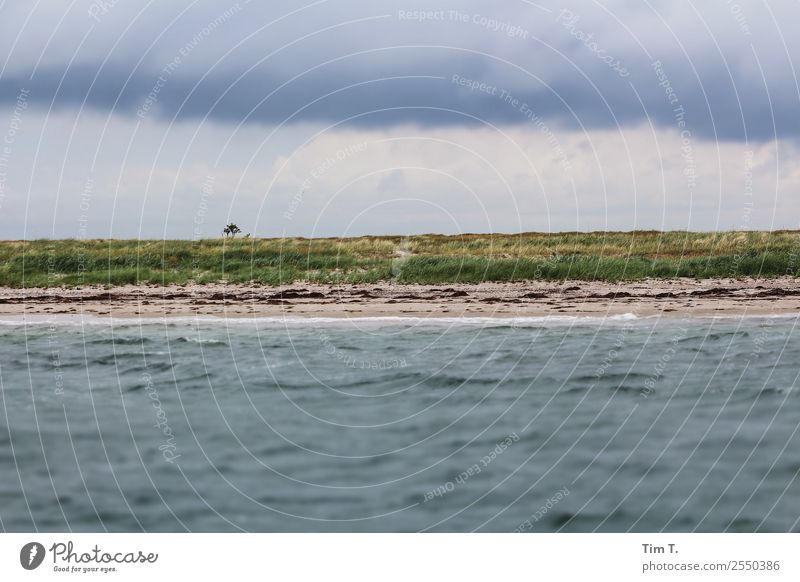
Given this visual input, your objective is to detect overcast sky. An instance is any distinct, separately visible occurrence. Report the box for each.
[1,0,798,238]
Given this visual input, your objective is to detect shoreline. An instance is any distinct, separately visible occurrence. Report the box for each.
[2,277,799,319]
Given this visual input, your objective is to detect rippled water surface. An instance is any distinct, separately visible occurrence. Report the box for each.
[1,314,799,532]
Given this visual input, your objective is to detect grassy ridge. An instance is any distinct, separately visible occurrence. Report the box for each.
[1,231,799,287]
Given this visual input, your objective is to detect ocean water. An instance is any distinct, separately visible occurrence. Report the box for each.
[1,313,799,532]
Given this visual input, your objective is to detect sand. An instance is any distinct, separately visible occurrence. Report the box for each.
[1,277,799,319]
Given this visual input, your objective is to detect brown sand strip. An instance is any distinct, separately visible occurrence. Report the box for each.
[1,277,799,319]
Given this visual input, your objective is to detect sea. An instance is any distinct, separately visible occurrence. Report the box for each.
[1,313,798,532]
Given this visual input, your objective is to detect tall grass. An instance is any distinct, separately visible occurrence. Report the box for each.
[1,231,798,287]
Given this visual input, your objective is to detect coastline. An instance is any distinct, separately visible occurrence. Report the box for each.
[2,277,799,319]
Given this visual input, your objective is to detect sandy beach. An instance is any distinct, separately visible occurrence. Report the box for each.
[2,277,799,318]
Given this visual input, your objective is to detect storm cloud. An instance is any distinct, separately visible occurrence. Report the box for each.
[1,0,798,140]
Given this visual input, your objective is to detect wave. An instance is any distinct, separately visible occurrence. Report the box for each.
[170,336,229,346]
[1,311,797,329]
[0,312,642,328]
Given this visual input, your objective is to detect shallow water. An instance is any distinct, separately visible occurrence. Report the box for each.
[1,314,799,532]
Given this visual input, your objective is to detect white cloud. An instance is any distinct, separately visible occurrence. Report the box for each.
[0,108,796,239]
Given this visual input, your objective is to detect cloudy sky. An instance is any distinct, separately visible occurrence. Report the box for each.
[0,0,798,238]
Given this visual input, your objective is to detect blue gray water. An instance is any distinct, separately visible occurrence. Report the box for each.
[1,314,799,532]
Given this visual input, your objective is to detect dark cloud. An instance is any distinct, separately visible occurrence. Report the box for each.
[1,0,798,140]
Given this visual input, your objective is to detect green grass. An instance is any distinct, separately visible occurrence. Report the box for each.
[1,231,799,287]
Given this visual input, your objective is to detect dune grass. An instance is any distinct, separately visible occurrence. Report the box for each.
[1,231,799,287]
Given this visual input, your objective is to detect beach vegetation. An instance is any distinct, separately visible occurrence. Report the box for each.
[1,231,798,287]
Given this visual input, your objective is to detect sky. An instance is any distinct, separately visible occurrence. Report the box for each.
[0,0,798,239]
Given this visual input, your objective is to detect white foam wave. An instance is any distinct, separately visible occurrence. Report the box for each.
[0,312,639,328]
[1,311,796,329]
